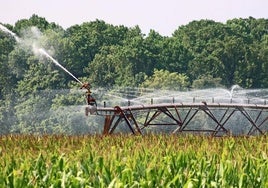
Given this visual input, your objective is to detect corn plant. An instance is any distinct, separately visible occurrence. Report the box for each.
[0,134,267,187]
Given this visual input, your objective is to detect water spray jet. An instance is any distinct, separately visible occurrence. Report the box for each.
[37,48,97,109]
[38,48,83,85]
[1,24,95,107]
[0,24,20,42]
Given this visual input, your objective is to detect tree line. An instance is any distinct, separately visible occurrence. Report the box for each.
[0,14,267,134]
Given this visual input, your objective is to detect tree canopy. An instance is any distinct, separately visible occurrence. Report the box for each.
[0,15,268,134]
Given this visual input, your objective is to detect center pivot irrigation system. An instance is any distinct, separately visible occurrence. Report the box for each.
[2,24,267,136]
[85,93,268,136]
[77,78,268,137]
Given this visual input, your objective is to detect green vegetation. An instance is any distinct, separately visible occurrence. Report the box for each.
[0,134,268,187]
[1,15,268,91]
[1,15,268,187]
[141,69,190,90]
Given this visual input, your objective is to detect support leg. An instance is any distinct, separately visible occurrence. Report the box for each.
[103,115,112,135]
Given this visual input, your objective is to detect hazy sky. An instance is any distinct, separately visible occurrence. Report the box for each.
[1,0,267,36]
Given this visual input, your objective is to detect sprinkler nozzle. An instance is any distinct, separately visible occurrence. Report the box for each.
[80,82,91,90]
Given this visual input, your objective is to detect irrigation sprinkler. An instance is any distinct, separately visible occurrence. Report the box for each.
[37,49,98,110]
[89,102,268,136]
[0,24,97,107]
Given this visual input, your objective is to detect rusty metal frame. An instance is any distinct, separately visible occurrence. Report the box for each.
[90,102,268,136]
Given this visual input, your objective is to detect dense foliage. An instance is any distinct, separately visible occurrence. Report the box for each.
[0,15,268,134]
[0,134,268,187]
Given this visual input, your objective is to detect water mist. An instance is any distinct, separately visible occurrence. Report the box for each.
[0,24,82,85]
[38,48,83,84]
[0,23,20,42]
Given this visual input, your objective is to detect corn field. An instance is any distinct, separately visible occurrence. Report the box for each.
[0,134,268,187]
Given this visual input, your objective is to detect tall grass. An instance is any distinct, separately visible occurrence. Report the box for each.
[0,134,267,187]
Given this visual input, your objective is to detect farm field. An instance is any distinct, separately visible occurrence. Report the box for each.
[0,134,268,187]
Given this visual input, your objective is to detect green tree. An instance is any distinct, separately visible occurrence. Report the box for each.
[16,58,65,97]
[258,35,268,87]
[173,20,226,54]
[159,37,193,74]
[172,20,228,84]
[187,48,224,82]
[142,30,165,71]
[85,45,136,87]
[192,74,222,89]
[66,20,129,78]
[86,27,159,87]
[121,26,154,76]
[214,36,246,87]
[140,69,190,90]
[0,25,16,99]
[14,14,60,34]
[39,28,76,86]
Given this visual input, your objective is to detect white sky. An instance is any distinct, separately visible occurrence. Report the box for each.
[0,0,267,36]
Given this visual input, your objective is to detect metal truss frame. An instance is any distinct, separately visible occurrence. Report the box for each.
[86,102,268,136]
